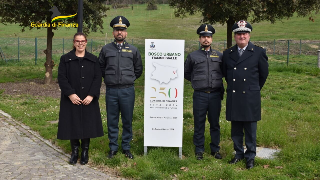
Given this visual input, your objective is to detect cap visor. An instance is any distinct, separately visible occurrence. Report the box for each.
[114,27,127,30]
[199,33,212,36]
[235,31,250,34]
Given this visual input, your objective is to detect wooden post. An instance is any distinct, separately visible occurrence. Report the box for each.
[300,39,302,55]
[105,33,107,45]
[273,39,275,55]
[18,37,20,62]
[318,50,320,68]
[35,37,37,65]
[287,40,290,66]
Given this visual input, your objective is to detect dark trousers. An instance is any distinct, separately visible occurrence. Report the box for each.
[106,86,135,151]
[231,121,257,161]
[193,91,221,153]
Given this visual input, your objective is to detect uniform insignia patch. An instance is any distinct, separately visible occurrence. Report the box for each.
[210,51,218,57]
[119,17,122,24]
[122,49,132,52]
[211,51,218,56]
[237,20,247,29]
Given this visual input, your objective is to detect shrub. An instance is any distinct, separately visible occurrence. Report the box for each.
[111,3,129,9]
[146,0,157,10]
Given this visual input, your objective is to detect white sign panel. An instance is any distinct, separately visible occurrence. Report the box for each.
[144,39,185,147]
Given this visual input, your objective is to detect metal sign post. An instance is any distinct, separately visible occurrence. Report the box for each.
[77,0,83,33]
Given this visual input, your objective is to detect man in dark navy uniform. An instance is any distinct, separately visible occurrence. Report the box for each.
[222,20,269,169]
[185,24,224,160]
[99,16,143,159]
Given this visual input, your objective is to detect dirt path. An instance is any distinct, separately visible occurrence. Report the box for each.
[0,79,106,98]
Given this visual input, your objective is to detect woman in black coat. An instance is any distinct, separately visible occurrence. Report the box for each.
[57,32,104,165]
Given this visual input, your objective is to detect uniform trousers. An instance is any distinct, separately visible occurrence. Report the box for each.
[193,91,221,153]
[231,121,257,161]
[106,86,135,151]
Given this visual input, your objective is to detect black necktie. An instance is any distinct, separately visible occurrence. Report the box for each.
[117,44,122,49]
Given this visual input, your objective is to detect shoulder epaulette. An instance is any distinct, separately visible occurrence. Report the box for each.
[254,44,264,49]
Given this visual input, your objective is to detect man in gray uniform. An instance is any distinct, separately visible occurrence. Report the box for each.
[184,24,224,160]
[222,20,269,169]
[99,16,143,159]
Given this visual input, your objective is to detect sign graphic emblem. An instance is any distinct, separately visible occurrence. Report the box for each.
[49,6,77,23]
[150,42,155,49]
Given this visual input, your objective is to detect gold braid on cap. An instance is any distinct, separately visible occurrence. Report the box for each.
[113,17,127,28]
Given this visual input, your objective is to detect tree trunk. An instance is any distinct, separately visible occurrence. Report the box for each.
[44,20,55,84]
[227,17,235,48]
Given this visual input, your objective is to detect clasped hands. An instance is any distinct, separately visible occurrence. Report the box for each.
[69,94,93,105]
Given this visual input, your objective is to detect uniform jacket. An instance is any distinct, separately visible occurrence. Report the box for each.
[57,49,104,140]
[184,47,223,91]
[98,41,143,87]
[222,42,269,122]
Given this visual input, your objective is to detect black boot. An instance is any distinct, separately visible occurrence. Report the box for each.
[69,139,80,165]
[80,138,90,165]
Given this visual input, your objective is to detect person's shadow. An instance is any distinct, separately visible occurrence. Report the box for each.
[49,6,61,20]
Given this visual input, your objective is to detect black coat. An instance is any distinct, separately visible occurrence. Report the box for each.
[222,42,269,122]
[57,49,104,140]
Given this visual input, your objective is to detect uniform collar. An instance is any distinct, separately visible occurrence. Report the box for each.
[114,40,127,45]
[200,46,211,52]
[65,49,95,62]
[237,45,248,51]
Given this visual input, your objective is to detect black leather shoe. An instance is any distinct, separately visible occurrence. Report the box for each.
[211,152,222,159]
[195,152,203,160]
[107,150,118,159]
[229,157,244,164]
[123,150,134,159]
[246,159,254,169]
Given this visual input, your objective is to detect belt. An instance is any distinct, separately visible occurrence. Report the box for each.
[196,90,218,94]
[106,84,133,89]
[204,91,213,93]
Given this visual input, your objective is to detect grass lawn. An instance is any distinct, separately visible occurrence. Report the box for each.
[1,4,320,179]
[1,55,320,179]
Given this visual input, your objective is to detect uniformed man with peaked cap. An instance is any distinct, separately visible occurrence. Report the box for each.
[185,24,224,160]
[98,16,143,160]
[222,20,269,169]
